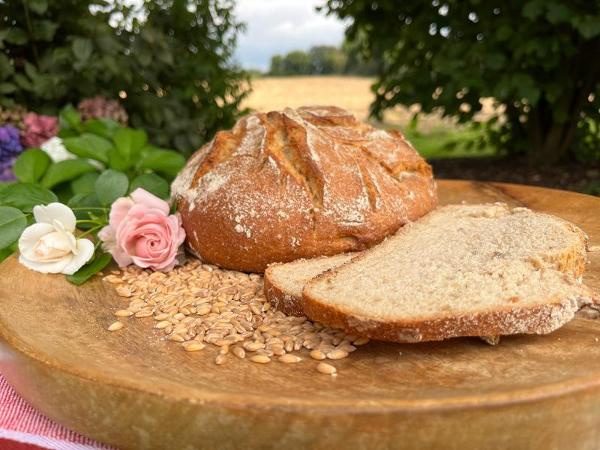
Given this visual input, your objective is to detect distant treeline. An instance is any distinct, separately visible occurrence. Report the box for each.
[268,45,378,76]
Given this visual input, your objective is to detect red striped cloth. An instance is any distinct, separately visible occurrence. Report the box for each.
[0,373,111,450]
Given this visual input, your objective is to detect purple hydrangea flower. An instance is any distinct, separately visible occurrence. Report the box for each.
[0,125,23,157]
[0,157,17,182]
[0,125,24,182]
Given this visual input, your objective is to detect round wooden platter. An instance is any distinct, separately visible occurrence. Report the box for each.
[1,180,600,450]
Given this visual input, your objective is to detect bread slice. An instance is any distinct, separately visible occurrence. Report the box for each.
[302,203,597,343]
[265,253,356,315]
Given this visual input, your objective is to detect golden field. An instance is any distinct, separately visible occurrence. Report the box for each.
[243,76,496,132]
[242,76,451,131]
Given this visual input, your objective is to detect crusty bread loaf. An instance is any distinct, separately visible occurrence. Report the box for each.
[265,253,356,315]
[302,203,597,343]
[171,106,437,272]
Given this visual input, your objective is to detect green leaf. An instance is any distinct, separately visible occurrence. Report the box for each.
[522,1,543,20]
[72,38,93,62]
[0,245,15,264]
[137,148,186,177]
[0,183,57,212]
[130,173,170,199]
[41,159,98,189]
[67,252,112,285]
[113,128,147,161]
[95,170,129,205]
[71,172,100,194]
[13,149,51,183]
[107,147,132,171]
[28,0,48,14]
[0,82,16,94]
[14,74,33,91]
[68,192,102,209]
[0,206,27,249]
[572,16,600,39]
[63,134,113,163]
[68,192,103,224]
[546,4,570,24]
[59,104,82,132]
[32,19,58,41]
[6,28,27,45]
[84,118,120,139]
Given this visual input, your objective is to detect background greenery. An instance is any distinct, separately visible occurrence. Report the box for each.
[323,0,600,164]
[0,0,249,154]
[269,44,379,76]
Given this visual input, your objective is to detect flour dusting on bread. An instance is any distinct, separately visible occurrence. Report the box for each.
[172,106,437,272]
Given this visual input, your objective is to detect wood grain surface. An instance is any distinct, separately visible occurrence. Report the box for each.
[0,180,599,450]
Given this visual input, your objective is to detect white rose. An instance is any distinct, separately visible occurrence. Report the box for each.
[18,203,95,275]
[40,137,76,163]
[40,136,104,169]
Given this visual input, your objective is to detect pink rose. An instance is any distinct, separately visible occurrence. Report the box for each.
[21,113,59,148]
[99,188,186,271]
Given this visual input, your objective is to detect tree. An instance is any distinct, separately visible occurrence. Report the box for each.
[0,0,249,154]
[309,46,347,74]
[268,45,375,76]
[270,55,284,76]
[281,50,313,75]
[323,0,600,163]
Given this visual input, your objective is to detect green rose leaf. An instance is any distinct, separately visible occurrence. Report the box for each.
[0,183,58,212]
[41,159,98,189]
[84,118,120,139]
[71,172,100,194]
[66,252,112,285]
[0,206,27,249]
[113,128,147,161]
[137,147,186,177]
[107,147,132,171]
[63,133,113,163]
[0,245,15,264]
[67,192,103,225]
[13,149,51,183]
[130,173,170,199]
[95,169,129,205]
[59,104,82,132]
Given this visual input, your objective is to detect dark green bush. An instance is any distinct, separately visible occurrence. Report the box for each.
[323,0,600,163]
[0,0,249,154]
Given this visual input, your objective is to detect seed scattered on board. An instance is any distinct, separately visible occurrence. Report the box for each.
[317,362,337,376]
[107,321,123,331]
[103,260,373,374]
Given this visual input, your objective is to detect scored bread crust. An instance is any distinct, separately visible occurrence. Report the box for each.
[171,106,437,273]
[301,205,596,343]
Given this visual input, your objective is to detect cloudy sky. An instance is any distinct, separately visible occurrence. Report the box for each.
[233,0,347,70]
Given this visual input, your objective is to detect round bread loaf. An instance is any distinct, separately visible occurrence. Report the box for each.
[171,106,437,272]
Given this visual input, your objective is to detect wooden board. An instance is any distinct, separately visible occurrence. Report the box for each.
[1,180,600,450]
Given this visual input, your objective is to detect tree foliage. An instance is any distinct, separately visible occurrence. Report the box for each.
[323,0,600,163]
[0,0,249,154]
[269,45,378,76]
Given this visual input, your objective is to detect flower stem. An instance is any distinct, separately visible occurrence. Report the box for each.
[76,220,104,225]
[78,225,102,239]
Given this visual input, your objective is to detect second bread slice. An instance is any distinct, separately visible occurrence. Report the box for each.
[265,253,356,315]
[302,203,597,342]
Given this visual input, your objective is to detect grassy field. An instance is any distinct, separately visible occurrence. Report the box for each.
[243,76,495,159]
